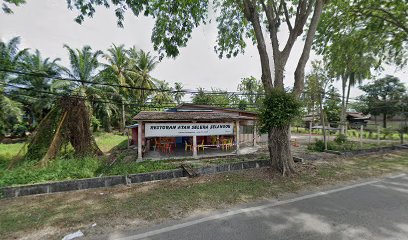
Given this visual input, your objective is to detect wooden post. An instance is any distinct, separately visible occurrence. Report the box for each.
[193,135,197,158]
[360,124,364,148]
[308,122,312,144]
[122,101,126,134]
[236,121,240,153]
[377,125,380,145]
[137,121,142,161]
[192,121,197,158]
[127,127,130,149]
[253,124,257,146]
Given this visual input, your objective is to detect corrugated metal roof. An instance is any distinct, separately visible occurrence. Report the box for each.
[133,111,255,121]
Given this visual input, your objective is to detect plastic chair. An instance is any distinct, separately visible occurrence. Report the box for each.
[221,139,228,151]
[164,143,173,154]
[211,136,217,146]
[185,141,192,151]
[197,140,205,152]
[226,138,233,150]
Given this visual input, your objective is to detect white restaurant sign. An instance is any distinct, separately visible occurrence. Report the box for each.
[145,122,234,137]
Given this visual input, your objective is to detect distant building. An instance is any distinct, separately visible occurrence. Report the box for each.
[347,112,371,128]
[303,111,370,128]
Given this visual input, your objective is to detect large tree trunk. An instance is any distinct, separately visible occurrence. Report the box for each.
[294,0,324,97]
[243,0,325,176]
[340,75,348,134]
[268,125,295,176]
[383,113,387,128]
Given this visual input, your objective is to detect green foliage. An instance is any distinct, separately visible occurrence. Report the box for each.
[91,115,101,132]
[307,139,327,152]
[359,75,406,127]
[100,159,177,176]
[0,157,102,187]
[324,86,342,124]
[0,95,23,135]
[0,142,25,169]
[11,123,28,137]
[308,139,355,152]
[335,134,348,144]
[303,60,334,120]
[1,0,25,14]
[25,107,62,161]
[258,90,302,132]
[151,80,174,107]
[173,82,185,104]
[315,0,408,67]
[192,87,239,107]
[237,76,264,109]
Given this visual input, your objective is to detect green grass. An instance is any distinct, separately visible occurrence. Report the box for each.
[0,132,128,187]
[0,157,103,187]
[93,131,128,152]
[1,150,408,239]
[100,159,179,176]
[0,142,26,168]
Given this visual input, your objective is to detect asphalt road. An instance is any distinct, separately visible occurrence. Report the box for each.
[111,173,408,240]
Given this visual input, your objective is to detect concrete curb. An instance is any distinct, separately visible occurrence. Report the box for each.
[1,160,271,198]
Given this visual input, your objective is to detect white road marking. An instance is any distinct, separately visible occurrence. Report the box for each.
[114,174,407,240]
[388,173,406,179]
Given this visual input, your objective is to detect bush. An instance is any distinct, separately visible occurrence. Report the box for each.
[258,89,302,132]
[12,124,28,137]
[381,128,394,139]
[307,139,326,152]
[308,138,356,152]
[335,134,347,144]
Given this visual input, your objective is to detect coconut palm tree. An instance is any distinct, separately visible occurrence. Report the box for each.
[128,47,158,104]
[62,45,122,131]
[151,80,174,108]
[0,37,27,135]
[102,44,134,86]
[61,45,103,95]
[11,49,63,125]
[101,44,137,131]
[173,82,185,104]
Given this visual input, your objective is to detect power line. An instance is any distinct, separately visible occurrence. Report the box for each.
[0,68,264,96]
[1,82,262,109]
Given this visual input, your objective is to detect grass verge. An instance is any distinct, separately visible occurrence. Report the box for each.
[0,150,407,239]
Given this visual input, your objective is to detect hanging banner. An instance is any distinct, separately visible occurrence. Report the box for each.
[145,122,234,137]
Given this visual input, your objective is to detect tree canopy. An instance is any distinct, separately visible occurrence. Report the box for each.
[359,75,407,128]
[316,0,408,67]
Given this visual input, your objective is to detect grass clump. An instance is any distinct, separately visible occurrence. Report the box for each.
[100,159,178,176]
[307,138,395,152]
[0,157,102,187]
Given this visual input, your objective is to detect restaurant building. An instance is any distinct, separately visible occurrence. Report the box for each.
[130,104,263,161]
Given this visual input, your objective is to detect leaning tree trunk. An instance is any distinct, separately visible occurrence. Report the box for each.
[268,125,295,176]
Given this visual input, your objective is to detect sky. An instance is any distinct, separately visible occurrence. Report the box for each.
[0,0,407,100]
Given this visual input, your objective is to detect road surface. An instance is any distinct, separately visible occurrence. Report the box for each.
[111,173,408,240]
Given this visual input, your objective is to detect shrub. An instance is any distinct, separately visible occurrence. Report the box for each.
[307,139,326,152]
[335,134,348,144]
[12,124,28,137]
[258,89,302,132]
